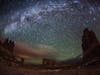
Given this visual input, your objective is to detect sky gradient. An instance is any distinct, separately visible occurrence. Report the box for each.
[0,0,100,64]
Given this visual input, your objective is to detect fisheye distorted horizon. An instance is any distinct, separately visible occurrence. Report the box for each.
[0,0,100,63]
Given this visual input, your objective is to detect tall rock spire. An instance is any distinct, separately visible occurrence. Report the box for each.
[82,28,100,65]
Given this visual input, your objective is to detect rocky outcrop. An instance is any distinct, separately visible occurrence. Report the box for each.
[0,38,24,66]
[82,28,100,66]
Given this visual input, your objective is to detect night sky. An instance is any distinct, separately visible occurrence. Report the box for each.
[0,0,100,64]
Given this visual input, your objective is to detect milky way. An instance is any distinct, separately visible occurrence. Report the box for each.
[0,0,100,63]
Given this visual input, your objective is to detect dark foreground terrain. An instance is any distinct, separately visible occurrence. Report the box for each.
[0,63,100,75]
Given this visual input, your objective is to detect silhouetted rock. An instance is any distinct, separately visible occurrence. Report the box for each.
[42,58,56,67]
[82,28,100,66]
[0,38,25,67]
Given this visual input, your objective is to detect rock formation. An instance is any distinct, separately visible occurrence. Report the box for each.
[82,28,100,66]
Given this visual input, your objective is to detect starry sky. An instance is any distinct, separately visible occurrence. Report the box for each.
[0,0,100,64]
